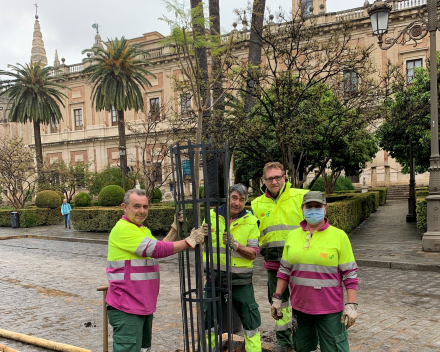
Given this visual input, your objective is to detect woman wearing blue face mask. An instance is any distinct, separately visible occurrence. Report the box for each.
[270,191,358,352]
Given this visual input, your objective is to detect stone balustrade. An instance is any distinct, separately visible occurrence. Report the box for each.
[57,0,436,77]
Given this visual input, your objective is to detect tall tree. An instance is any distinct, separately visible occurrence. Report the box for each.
[82,37,155,181]
[0,62,68,175]
[245,0,266,115]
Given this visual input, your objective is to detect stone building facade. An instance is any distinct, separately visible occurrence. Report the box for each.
[3,0,437,190]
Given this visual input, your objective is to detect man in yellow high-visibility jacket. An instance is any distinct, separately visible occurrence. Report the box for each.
[251,162,308,352]
[204,184,261,352]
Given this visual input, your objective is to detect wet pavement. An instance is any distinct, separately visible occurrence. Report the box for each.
[1,199,440,351]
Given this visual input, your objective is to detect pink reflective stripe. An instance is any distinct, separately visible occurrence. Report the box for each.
[264,261,280,271]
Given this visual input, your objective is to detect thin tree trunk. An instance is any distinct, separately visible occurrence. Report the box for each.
[118,110,127,189]
[245,0,266,115]
[33,121,43,176]
[190,0,211,137]
[208,0,225,198]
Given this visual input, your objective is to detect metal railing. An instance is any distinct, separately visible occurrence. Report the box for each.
[96,286,109,352]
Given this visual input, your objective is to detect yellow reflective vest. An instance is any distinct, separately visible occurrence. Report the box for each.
[203,206,260,285]
[251,181,308,262]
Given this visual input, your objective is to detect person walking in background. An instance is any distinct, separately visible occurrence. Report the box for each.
[251,162,308,352]
[61,199,72,229]
[271,191,358,352]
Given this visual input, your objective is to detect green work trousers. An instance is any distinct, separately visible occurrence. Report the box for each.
[293,309,349,352]
[204,283,262,352]
[267,270,293,347]
[107,305,153,352]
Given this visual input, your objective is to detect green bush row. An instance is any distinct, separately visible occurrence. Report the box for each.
[370,188,387,206]
[71,190,383,236]
[0,208,63,228]
[71,207,199,235]
[326,191,380,234]
[416,197,427,236]
[416,190,430,198]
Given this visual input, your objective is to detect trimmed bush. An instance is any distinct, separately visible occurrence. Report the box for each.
[55,191,64,202]
[98,185,125,207]
[71,206,198,234]
[35,190,62,209]
[0,208,63,228]
[199,186,204,199]
[370,188,387,206]
[147,188,163,203]
[416,189,429,198]
[74,192,92,207]
[416,197,427,236]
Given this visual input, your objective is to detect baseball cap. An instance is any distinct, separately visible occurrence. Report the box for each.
[302,191,327,205]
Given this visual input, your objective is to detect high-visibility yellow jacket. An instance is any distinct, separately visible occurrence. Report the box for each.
[106,217,174,315]
[278,221,358,314]
[251,181,308,263]
[203,205,259,285]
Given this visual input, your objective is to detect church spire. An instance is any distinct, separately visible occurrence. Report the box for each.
[30,4,48,67]
[54,50,60,68]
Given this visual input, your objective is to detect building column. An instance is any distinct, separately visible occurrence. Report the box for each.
[384,165,391,187]
[371,166,377,188]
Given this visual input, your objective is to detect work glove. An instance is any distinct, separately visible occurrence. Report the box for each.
[271,296,283,320]
[171,210,184,231]
[185,223,209,249]
[222,232,239,251]
[341,303,358,329]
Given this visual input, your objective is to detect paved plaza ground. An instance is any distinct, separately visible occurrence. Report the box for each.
[1,199,440,351]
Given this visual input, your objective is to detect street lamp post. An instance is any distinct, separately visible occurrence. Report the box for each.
[119,146,126,191]
[369,0,440,251]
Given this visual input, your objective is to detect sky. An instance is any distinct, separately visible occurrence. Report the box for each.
[0,0,366,70]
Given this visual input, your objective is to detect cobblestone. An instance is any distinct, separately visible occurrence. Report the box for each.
[1,236,440,351]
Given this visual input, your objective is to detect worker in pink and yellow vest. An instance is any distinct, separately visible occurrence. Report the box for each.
[271,191,358,352]
[106,189,207,352]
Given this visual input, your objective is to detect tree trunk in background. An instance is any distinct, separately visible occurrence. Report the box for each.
[118,110,127,189]
[245,0,266,115]
[190,0,211,127]
[33,120,43,176]
[208,0,225,198]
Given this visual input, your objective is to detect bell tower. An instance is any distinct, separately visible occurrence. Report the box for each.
[292,0,327,15]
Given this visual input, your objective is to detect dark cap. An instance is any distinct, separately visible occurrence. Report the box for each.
[302,191,327,205]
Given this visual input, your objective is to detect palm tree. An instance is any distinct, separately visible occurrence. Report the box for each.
[0,62,68,175]
[82,37,155,185]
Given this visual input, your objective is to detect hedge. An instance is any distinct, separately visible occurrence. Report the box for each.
[416,197,427,236]
[71,190,383,235]
[416,190,430,198]
[71,207,199,234]
[0,208,63,228]
[370,187,388,206]
[75,192,92,207]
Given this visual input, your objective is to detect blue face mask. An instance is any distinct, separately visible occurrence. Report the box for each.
[304,208,325,225]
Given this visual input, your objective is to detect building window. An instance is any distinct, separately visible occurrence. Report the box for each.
[74,109,83,130]
[301,0,313,15]
[149,98,160,121]
[111,107,118,126]
[407,59,422,83]
[181,94,192,114]
[50,116,58,133]
[344,71,358,93]
[153,162,162,183]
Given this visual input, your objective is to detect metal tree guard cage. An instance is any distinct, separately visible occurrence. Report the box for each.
[170,141,232,352]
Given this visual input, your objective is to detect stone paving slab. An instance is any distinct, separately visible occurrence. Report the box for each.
[1,238,440,351]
